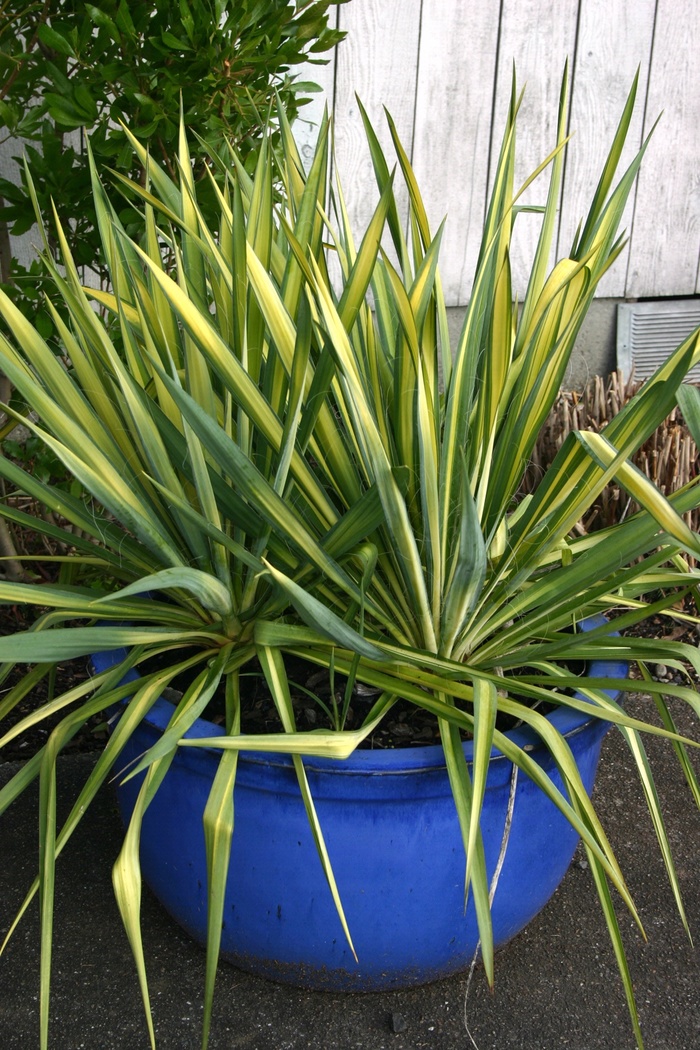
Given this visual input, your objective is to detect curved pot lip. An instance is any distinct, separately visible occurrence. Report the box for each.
[91,613,627,774]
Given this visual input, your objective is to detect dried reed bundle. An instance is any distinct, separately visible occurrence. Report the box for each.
[524,371,699,539]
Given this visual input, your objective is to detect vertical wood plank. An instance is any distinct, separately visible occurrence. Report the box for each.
[290,0,700,307]
[330,0,423,242]
[293,32,338,171]
[0,147,34,269]
[411,0,501,304]
[557,0,656,298]
[491,0,579,296]
[626,0,700,297]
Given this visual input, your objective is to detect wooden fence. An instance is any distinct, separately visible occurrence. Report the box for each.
[296,0,700,307]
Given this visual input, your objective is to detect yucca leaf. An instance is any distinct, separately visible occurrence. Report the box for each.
[201,743,239,1050]
[0,318,127,471]
[577,431,700,557]
[177,113,208,303]
[643,667,700,807]
[517,62,570,346]
[112,767,163,1050]
[281,112,330,317]
[572,70,639,256]
[93,568,233,617]
[484,259,592,525]
[336,175,395,332]
[676,382,700,446]
[437,713,494,980]
[8,416,186,568]
[0,663,57,731]
[619,723,691,937]
[276,89,311,210]
[37,741,58,1049]
[88,140,145,331]
[256,644,357,959]
[150,368,369,607]
[492,332,699,594]
[0,581,193,624]
[356,96,411,278]
[382,108,452,384]
[441,463,487,654]
[0,626,221,663]
[118,119,183,213]
[140,398,266,539]
[120,648,228,783]
[261,560,387,662]
[307,253,437,650]
[25,656,170,1049]
[576,809,644,1050]
[577,113,659,269]
[132,238,340,530]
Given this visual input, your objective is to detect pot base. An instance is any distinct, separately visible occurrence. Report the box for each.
[99,614,627,992]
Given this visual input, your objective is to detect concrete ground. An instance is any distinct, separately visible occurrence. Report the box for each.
[1,693,699,1050]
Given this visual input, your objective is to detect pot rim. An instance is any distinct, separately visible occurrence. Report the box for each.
[91,613,627,775]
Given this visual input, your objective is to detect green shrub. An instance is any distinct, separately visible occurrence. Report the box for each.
[1,73,700,1050]
[0,0,345,341]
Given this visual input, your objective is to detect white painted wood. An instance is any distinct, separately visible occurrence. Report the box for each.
[410,0,501,304]
[330,0,423,247]
[0,141,34,269]
[557,0,656,298]
[293,34,337,171]
[6,0,700,309]
[626,0,700,297]
[0,128,85,275]
[490,0,580,298]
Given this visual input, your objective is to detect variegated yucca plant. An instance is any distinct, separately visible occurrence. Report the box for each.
[1,70,700,1049]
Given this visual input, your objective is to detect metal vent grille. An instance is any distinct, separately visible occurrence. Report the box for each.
[617,300,700,382]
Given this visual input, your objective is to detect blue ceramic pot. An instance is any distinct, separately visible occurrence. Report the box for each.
[93,614,626,990]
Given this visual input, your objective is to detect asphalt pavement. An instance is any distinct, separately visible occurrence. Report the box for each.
[1,692,699,1050]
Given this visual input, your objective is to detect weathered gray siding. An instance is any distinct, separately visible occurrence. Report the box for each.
[296,0,700,306]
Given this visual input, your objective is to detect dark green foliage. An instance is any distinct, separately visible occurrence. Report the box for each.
[0,0,345,339]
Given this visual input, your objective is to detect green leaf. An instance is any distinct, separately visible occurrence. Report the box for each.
[677,381,700,447]
[577,431,700,557]
[44,89,97,129]
[0,626,218,664]
[96,568,233,617]
[261,560,387,662]
[120,649,229,782]
[441,461,487,653]
[256,644,357,959]
[201,745,239,1046]
[112,764,164,1050]
[84,4,120,40]
[37,24,76,57]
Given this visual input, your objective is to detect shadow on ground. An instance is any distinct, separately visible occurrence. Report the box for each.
[1,694,699,1050]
